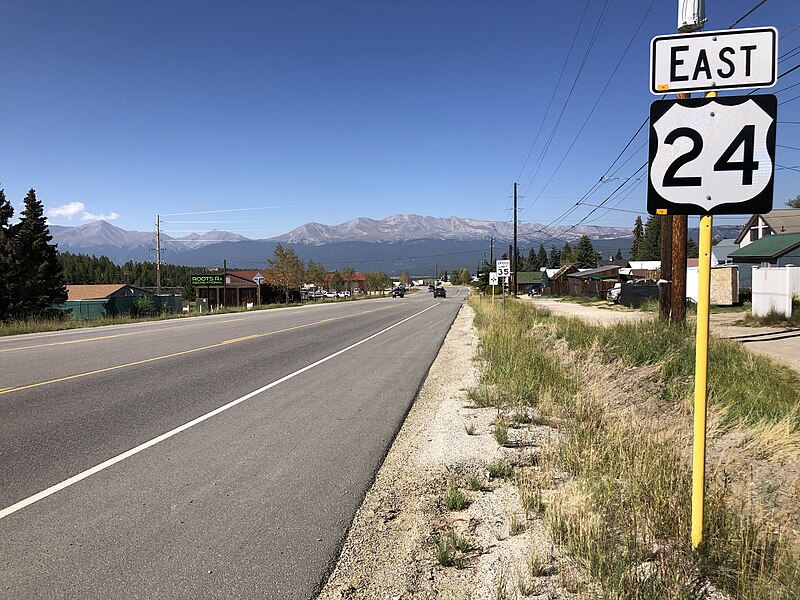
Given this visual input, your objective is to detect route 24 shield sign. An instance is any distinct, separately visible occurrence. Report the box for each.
[647,95,776,215]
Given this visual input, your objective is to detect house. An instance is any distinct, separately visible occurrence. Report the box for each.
[711,238,738,264]
[735,208,800,248]
[515,271,543,295]
[728,232,800,289]
[56,284,180,320]
[542,264,578,295]
[566,266,620,297]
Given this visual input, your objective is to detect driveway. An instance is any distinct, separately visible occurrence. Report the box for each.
[524,297,800,373]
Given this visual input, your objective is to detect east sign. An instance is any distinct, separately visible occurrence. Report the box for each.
[650,27,777,95]
[647,95,776,215]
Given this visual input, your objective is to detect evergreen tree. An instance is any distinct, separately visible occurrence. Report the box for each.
[614,248,623,261]
[0,190,16,320]
[11,189,67,317]
[687,238,699,259]
[560,241,573,264]
[573,235,598,269]
[526,247,538,272]
[638,215,661,261]
[548,245,560,268]
[631,216,644,259]
[536,244,547,270]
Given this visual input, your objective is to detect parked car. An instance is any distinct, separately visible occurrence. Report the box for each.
[392,286,405,298]
[433,286,446,298]
[325,290,338,298]
[337,291,351,298]
[607,282,622,303]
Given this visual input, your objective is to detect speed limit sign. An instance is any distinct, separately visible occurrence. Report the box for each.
[647,95,776,215]
[496,260,511,278]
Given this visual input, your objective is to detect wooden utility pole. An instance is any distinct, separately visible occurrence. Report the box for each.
[223,259,228,308]
[513,182,518,296]
[669,1,708,323]
[155,214,162,295]
[489,236,494,264]
[659,215,672,320]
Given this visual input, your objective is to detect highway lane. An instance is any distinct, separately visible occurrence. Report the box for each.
[0,287,467,598]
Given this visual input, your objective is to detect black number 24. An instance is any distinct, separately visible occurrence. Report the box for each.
[662,125,759,187]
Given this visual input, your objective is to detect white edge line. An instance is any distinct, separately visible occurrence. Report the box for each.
[0,303,440,521]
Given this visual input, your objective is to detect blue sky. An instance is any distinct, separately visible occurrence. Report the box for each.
[1,0,799,240]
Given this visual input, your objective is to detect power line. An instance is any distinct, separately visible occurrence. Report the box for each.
[515,0,591,183]
[728,0,770,29]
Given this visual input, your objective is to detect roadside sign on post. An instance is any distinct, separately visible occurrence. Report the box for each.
[495,260,511,278]
[650,27,777,95]
[252,273,265,285]
[489,272,499,286]
[647,94,776,216]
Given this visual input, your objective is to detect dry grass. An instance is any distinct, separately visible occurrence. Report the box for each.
[469,296,800,599]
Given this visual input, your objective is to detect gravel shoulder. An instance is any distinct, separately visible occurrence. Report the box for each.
[318,304,576,600]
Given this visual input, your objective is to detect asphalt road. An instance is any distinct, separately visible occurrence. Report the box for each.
[0,288,468,599]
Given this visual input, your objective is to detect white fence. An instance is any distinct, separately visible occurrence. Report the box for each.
[751,266,800,317]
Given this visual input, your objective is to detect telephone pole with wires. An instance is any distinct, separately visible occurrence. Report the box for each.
[155,214,162,295]
[513,182,518,296]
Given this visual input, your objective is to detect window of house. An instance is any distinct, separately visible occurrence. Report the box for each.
[750,228,759,241]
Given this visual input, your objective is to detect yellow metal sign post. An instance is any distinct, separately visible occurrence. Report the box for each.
[691,213,713,548]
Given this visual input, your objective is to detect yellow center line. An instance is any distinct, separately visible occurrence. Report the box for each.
[0,318,246,354]
[0,304,399,396]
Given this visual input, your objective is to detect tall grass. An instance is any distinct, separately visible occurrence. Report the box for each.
[469,297,800,598]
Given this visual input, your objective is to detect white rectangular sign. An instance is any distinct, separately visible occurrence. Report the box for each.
[489,272,499,286]
[495,260,511,278]
[650,27,776,95]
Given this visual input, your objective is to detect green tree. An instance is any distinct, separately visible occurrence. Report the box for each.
[11,189,67,317]
[614,248,623,261]
[525,247,539,272]
[638,215,661,261]
[631,216,644,259]
[537,244,547,270]
[266,244,304,304]
[687,237,699,259]
[329,271,345,293]
[573,235,598,269]
[0,189,17,320]
[548,245,560,268]
[340,265,357,291]
[560,241,573,264]
[787,194,800,208]
[305,259,327,290]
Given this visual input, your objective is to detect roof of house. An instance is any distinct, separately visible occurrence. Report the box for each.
[549,264,578,280]
[66,284,135,300]
[735,208,800,244]
[626,260,661,270]
[567,265,620,279]
[728,232,800,260]
[515,271,543,284]
[227,270,266,283]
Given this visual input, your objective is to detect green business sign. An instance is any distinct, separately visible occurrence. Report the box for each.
[191,275,224,286]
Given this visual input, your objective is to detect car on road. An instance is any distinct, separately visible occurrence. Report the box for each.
[433,286,446,298]
[392,286,405,298]
[427,284,435,292]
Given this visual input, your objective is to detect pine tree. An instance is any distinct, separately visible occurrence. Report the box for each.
[614,248,623,261]
[638,215,661,261]
[526,247,538,272]
[573,235,598,269]
[537,244,547,270]
[687,238,699,259]
[11,189,67,317]
[631,216,644,259]
[548,245,560,268]
[0,190,17,320]
[560,241,573,264]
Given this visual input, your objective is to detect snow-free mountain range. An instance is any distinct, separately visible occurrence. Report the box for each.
[49,214,742,272]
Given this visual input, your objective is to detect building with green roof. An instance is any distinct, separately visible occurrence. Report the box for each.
[728,232,800,288]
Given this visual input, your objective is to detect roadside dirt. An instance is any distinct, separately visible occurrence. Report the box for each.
[318,305,580,600]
